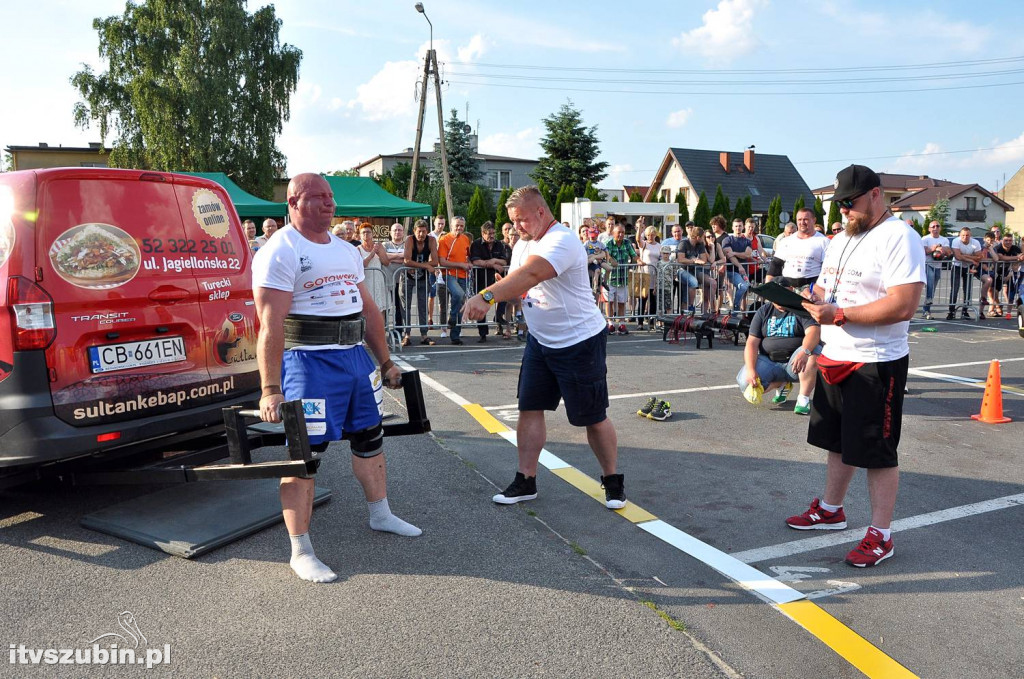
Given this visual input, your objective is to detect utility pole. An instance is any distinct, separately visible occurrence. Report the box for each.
[408,4,454,227]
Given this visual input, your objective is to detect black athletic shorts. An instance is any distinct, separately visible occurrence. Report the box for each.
[807,355,909,469]
[517,330,609,427]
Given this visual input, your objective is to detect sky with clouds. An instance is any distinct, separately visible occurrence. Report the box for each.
[3,0,1024,193]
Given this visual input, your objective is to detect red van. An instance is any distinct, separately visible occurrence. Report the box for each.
[0,168,260,469]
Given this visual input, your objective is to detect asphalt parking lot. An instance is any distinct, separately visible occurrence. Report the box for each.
[1,316,1021,678]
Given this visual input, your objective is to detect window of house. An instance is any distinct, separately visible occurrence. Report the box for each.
[965,196,977,210]
[661,189,671,201]
[748,186,760,196]
[486,170,511,190]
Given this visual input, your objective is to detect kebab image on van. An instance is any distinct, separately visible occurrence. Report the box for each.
[49,223,141,289]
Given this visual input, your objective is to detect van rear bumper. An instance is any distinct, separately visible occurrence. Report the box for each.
[0,352,258,469]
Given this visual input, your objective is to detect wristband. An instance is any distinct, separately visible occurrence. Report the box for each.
[380,359,395,374]
[261,384,282,396]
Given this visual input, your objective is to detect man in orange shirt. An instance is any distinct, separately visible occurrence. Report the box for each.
[438,215,473,345]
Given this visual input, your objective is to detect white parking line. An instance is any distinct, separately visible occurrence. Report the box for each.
[914,357,1024,371]
[909,319,1019,333]
[908,368,1024,396]
[484,384,737,411]
[731,493,1024,564]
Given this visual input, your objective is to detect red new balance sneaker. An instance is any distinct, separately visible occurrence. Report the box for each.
[785,498,848,530]
[845,527,894,567]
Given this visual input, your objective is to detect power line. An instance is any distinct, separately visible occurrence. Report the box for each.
[445,78,1024,96]
[445,66,1024,87]
[449,55,1024,75]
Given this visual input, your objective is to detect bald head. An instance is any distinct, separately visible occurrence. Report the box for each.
[287,173,335,232]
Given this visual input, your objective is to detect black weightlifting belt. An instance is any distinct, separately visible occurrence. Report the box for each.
[283,313,365,349]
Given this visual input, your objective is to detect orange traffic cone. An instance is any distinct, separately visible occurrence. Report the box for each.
[971,360,1012,424]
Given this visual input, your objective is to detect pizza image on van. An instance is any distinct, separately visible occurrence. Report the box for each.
[49,223,141,288]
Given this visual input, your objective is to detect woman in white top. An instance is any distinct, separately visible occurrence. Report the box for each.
[636,225,662,329]
[356,224,391,322]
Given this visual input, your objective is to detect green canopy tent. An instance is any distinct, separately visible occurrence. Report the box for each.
[178,172,288,218]
[322,175,431,217]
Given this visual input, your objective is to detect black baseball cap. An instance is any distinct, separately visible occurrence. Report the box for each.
[832,164,881,202]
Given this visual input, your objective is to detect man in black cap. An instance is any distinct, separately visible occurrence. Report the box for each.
[788,164,925,568]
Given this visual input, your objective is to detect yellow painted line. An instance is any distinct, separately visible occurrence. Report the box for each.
[777,600,917,679]
[462,404,510,433]
[550,466,659,523]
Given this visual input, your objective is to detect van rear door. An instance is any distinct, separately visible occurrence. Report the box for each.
[171,176,259,402]
[37,170,215,426]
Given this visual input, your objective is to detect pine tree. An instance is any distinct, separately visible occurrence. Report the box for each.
[555,183,576,216]
[71,0,302,199]
[435,108,481,185]
[531,100,609,196]
[535,178,555,213]
[629,190,644,202]
[676,190,690,224]
[583,181,604,201]
[437,191,447,219]
[813,196,826,227]
[495,187,511,227]
[765,195,783,236]
[611,196,619,202]
[791,195,806,225]
[826,199,841,230]
[733,194,751,222]
[466,185,490,238]
[693,191,711,228]
[711,185,731,221]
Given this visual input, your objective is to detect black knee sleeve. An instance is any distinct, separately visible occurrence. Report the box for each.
[347,422,384,458]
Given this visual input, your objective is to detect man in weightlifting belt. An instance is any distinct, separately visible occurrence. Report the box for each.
[251,173,420,584]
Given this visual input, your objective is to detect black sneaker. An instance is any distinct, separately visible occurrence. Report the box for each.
[492,472,537,504]
[961,310,971,320]
[601,474,626,509]
[647,400,672,421]
[946,311,955,320]
[637,396,658,418]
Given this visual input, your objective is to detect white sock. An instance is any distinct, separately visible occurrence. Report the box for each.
[872,526,892,541]
[368,497,422,537]
[288,533,337,583]
[797,395,811,407]
[819,500,842,513]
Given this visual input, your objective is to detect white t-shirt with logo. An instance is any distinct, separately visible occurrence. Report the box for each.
[773,232,829,279]
[814,216,926,362]
[511,223,607,349]
[920,234,949,268]
[950,237,982,267]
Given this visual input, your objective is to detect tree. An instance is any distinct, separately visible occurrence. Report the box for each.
[495,187,511,226]
[583,181,604,201]
[555,183,576,216]
[436,191,447,219]
[711,185,731,221]
[791,195,806,224]
[813,196,826,227]
[466,185,491,238]
[1,151,12,172]
[629,190,644,203]
[733,195,751,222]
[676,190,690,224]
[765,195,783,236]
[611,196,619,202]
[693,191,711,228]
[926,197,950,227]
[436,108,481,185]
[532,100,608,196]
[373,162,412,198]
[71,0,301,200]
[535,178,555,213]
[827,199,842,229]
[329,168,359,177]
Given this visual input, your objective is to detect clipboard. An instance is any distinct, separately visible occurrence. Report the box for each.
[750,282,813,317]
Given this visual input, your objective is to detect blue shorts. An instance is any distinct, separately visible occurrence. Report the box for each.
[281,347,383,445]
[517,331,609,427]
[735,345,821,389]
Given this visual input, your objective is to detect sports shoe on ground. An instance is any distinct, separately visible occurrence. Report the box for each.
[419,337,435,346]
[793,402,811,416]
[979,311,986,320]
[961,309,971,320]
[945,311,955,320]
[601,473,626,509]
[637,396,658,418]
[647,400,671,421]
[845,527,894,567]
[772,382,793,404]
[617,324,629,335]
[477,336,487,343]
[924,312,933,320]
[785,498,848,530]
[607,323,616,335]
[440,329,449,338]
[401,335,411,347]
[492,472,538,504]
[450,338,463,345]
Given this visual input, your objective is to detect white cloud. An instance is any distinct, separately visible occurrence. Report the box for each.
[673,0,767,64]
[666,108,693,128]
[973,131,1024,165]
[606,163,634,189]
[290,82,323,112]
[479,128,539,158]
[457,35,486,63]
[816,2,990,53]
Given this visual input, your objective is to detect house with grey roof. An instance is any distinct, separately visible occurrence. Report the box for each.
[644,147,812,220]
[353,135,537,201]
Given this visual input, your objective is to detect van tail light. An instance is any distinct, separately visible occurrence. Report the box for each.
[8,276,56,350]
[96,432,121,443]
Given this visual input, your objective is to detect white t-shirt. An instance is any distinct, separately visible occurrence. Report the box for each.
[920,234,948,267]
[814,216,925,362]
[511,223,607,348]
[950,237,981,267]
[773,232,829,279]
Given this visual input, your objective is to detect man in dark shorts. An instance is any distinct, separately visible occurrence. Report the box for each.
[795,164,925,568]
[462,186,626,509]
